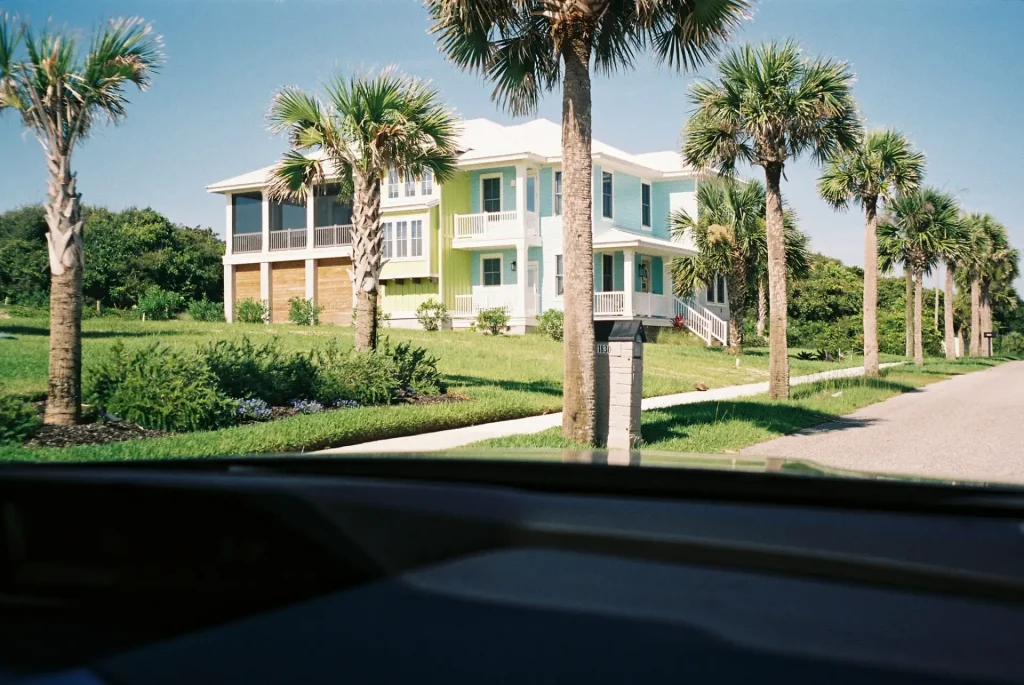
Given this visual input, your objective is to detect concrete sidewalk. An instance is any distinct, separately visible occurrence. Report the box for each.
[319,362,902,454]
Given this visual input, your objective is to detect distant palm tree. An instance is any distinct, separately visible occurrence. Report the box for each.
[975,217,1017,357]
[670,180,807,354]
[877,219,915,358]
[0,14,162,424]
[265,69,459,351]
[818,129,924,376]
[426,0,749,445]
[684,42,861,399]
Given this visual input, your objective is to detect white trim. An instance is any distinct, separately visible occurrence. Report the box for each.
[480,252,504,288]
[480,173,504,213]
[600,170,614,222]
[381,214,430,263]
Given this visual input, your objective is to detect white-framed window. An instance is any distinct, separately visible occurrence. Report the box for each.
[602,254,615,292]
[707,275,727,303]
[641,183,651,228]
[555,254,564,296]
[410,220,423,257]
[382,221,394,258]
[387,169,399,199]
[421,169,433,195]
[554,171,562,216]
[404,172,415,197]
[481,254,502,287]
[395,221,408,258]
[601,171,613,219]
[481,174,502,213]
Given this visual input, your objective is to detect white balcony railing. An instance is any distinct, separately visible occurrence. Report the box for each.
[314,224,353,248]
[454,210,538,241]
[453,286,524,317]
[269,228,307,251]
[594,291,626,316]
[594,291,674,318]
[232,233,262,253]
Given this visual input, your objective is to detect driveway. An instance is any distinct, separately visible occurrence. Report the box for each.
[741,361,1024,485]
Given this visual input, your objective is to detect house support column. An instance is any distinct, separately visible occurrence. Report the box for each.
[306,188,315,249]
[517,240,529,321]
[305,259,316,302]
[224,264,234,323]
[260,262,271,323]
[225,194,234,256]
[261,193,271,254]
[623,250,635,318]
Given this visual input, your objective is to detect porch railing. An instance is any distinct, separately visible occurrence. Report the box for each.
[453,288,518,317]
[674,297,728,345]
[454,210,538,240]
[633,291,674,318]
[594,291,626,316]
[269,228,307,251]
[232,233,262,253]
[314,224,353,248]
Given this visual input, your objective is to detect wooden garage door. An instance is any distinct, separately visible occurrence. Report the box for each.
[316,257,353,325]
[270,261,306,323]
[233,264,261,306]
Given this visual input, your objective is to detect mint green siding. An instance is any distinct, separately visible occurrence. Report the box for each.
[652,256,664,294]
[470,167,516,213]
[470,248,517,286]
[612,172,642,232]
[651,179,694,240]
[614,251,625,291]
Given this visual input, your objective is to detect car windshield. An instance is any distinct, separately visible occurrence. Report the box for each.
[1,0,1021,488]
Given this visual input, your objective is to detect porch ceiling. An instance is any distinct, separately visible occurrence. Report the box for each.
[593,228,694,257]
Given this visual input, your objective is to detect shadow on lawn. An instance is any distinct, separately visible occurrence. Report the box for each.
[445,374,564,397]
[0,324,183,339]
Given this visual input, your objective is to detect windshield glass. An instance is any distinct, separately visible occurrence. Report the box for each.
[1,0,1021,487]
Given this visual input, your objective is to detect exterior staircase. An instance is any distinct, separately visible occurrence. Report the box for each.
[673,296,728,347]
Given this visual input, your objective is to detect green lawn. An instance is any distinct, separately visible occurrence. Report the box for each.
[0,316,897,461]
[467,358,1010,454]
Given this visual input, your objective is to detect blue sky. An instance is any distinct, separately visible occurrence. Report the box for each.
[2,0,1022,287]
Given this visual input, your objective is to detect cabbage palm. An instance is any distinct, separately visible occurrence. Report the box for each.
[877,220,915,357]
[266,69,459,351]
[975,218,1017,357]
[684,41,861,399]
[818,129,924,376]
[0,15,162,424]
[426,0,749,445]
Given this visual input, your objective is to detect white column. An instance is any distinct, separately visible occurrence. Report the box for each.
[305,259,316,302]
[261,193,271,253]
[260,262,271,323]
[514,163,527,220]
[306,188,315,249]
[517,240,529,319]
[622,250,634,318]
[663,258,673,317]
[224,194,234,256]
[223,264,234,322]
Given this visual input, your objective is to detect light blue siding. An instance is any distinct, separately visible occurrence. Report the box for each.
[539,167,553,217]
[651,179,694,240]
[614,251,624,291]
[612,172,642,232]
[469,167,517,213]
[470,248,517,286]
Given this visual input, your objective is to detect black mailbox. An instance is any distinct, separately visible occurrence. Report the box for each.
[606,320,646,343]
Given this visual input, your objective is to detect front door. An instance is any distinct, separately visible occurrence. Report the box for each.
[526,261,540,315]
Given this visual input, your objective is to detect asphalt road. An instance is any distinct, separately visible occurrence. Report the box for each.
[741,361,1024,485]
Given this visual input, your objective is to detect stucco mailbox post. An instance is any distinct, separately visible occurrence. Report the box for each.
[595,320,646,449]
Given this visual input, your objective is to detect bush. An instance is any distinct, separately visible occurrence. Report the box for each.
[137,286,184,321]
[200,336,317,406]
[536,309,563,341]
[314,342,401,406]
[235,298,269,324]
[1000,331,1024,356]
[0,395,41,444]
[236,398,272,422]
[188,298,224,322]
[415,298,450,331]
[378,338,445,395]
[86,342,237,432]
[288,297,323,326]
[473,307,510,335]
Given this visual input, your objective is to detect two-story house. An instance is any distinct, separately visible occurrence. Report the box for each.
[207,118,729,344]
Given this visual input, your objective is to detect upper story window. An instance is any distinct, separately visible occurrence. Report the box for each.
[270,197,306,232]
[232,192,262,234]
[404,172,415,197]
[601,171,613,219]
[314,184,352,227]
[482,176,502,213]
[395,221,409,258]
[421,169,433,196]
[555,254,564,296]
[554,171,562,216]
[387,169,399,199]
[410,220,423,257]
[641,183,651,228]
[482,256,502,286]
[707,275,727,304]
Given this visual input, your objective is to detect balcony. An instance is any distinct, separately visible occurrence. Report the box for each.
[232,233,262,253]
[313,224,353,248]
[453,285,538,318]
[453,210,539,247]
[594,291,675,319]
[269,228,307,251]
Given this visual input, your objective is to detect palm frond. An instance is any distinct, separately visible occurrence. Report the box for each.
[265,150,327,202]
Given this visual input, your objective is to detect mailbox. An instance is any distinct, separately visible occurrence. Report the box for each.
[595,321,646,449]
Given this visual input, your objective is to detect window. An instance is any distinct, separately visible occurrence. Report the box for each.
[482,256,502,287]
[382,222,393,259]
[421,169,433,195]
[717,275,726,304]
[642,183,651,228]
[554,171,562,215]
[602,171,613,219]
[707,275,727,303]
[395,221,408,258]
[270,197,305,231]
[387,169,399,199]
[410,220,423,257]
[404,172,415,197]
[602,254,614,292]
[314,184,352,227]
[232,192,262,234]
[640,257,652,294]
[482,176,502,213]
[526,176,536,213]
[555,255,564,296]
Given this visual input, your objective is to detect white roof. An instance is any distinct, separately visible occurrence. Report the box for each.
[208,117,694,193]
[593,227,693,257]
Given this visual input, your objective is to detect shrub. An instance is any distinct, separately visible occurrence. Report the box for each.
[473,307,510,335]
[288,297,323,326]
[289,398,325,414]
[415,298,450,331]
[137,286,184,321]
[378,337,445,395]
[236,398,272,422]
[0,395,41,444]
[1001,331,1024,357]
[536,309,564,341]
[235,298,269,324]
[86,342,237,432]
[314,342,401,406]
[200,336,317,406]
[188,298,225,322]
[672,314,686,329]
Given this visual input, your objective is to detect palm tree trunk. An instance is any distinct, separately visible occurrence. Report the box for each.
[726,263,746,356]
[956,328,964,359]
[43,155,83,425]
[560,34,596,445]
[943,261,956,361]
[914,269,924,366]
[980,283,993,358]
[905,270,914,357]
[763,162,790,399]
[756,280,767,338]
[969,277,981,356]
[862,198,880,377]
[933,271,940,330]
[351,169,383,351]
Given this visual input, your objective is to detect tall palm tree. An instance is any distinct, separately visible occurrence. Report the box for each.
[934,216,970,361]
[818,129,924,376]
[426,0,749,445]
[958,213,992,356]
[877,219,914,357]
[684,42,861,399]
[266,69,459,351]
[976,218,1017,357]
[0,15,162,424]
[670,179,807,354]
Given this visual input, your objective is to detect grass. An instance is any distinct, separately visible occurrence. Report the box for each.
[0,315,900,461]
[467,358,1012,454]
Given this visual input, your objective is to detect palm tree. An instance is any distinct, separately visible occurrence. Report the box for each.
[0,15,162,424]
[976,218,1017,357]
[670,179,807,354]
[934,216,970,361]
[818,129,924,376]
[684,42,861,399]
[877,219,915,357]
[265,69,459,351]
[426,0,749,445]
